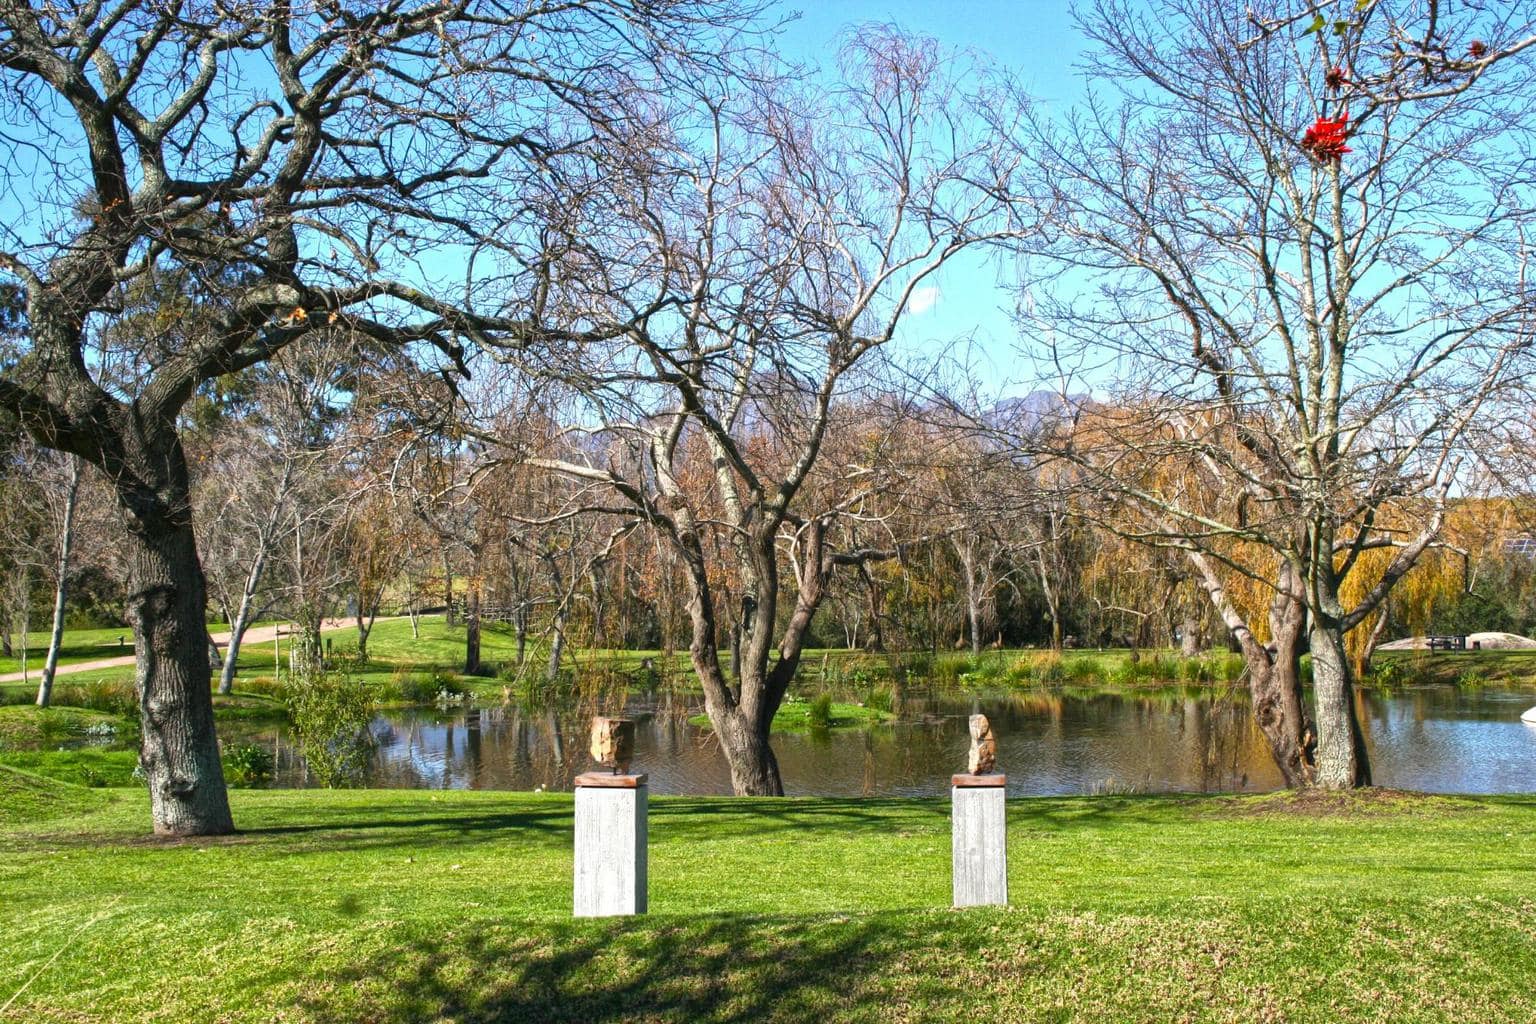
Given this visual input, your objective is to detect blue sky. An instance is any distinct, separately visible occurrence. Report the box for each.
[778,2,1092,388]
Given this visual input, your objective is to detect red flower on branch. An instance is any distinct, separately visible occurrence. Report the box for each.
[1324,65,1349,91]
[1301,111,1351,162]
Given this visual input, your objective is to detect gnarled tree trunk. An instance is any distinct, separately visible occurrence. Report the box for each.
[117,434,234,836]
[1191,552,1316,788]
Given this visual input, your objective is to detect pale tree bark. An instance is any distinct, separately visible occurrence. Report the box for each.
[37,455,81,708]
[217,460,293,695]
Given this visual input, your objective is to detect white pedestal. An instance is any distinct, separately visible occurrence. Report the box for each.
[951,773,1007,907]
[573,773,648,917]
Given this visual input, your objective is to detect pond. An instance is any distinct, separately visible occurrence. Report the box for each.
[251,683,1536,796]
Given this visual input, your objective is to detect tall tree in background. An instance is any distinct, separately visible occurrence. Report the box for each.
[0,0,765,834]
[34,451,81,707]
[1014,0,1536,787]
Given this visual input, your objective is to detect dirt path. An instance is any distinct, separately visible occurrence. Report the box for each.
[0,617,397,686]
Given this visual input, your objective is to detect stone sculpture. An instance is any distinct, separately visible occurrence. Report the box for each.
[589,716,635,775]
[967,713,996,775]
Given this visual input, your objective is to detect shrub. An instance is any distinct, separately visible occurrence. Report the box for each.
[1010,651,1064,685]
[807,692,834,728]
[34,709,73,746]
[1064,656,1105,684]
[55,678,137,716]
[284,656,377,788]
[630,661,662,690]
[864,686,894,715]
[237,674,288,701]
[394,667,468,704]
[223,743,275,788]
[396,670,437,704]
[825,653,890,689]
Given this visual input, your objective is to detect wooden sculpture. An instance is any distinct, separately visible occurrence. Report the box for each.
[589,717,635,775]
[967,713,996,775]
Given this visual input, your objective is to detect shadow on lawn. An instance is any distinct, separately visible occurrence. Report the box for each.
[29,790,1198,855]
[240,794,1184,849]
[302,910,960,1024]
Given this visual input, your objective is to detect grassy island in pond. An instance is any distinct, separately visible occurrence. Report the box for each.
[688,694,897,732]
[2,772,1534,1023]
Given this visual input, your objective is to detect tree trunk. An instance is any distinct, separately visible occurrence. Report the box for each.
[217,556,269,696]
[464,580,481,675]
[545,604,567,682]
[37,456,81,708]
[588,565,606,649]
[1354,599,1390,679]
[355,585,379,660]
[1248,646,1314,788]
[860,563,885,653]
[1310,618,1372,788]
[967,593,984,658]
[1191,551,1316,787]
[18,585,31,687]
[218,599,250,696]
[1179,613,1201,658]
[716,710,783,796]
[125,502,234,836]
[956,544,983,658]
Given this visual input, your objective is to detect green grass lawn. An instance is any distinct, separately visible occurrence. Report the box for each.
[0,624,138,676]
[1,774,1533,1023]
[1373,648,1536,687]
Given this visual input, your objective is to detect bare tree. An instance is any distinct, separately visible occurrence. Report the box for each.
[1012,0,1536,787]
[198,336,360,692]
[0,0,767,833]
[501,30,1033,794]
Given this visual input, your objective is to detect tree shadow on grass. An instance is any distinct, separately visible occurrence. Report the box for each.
[27,792,1200,856]
[301,910,969,1024]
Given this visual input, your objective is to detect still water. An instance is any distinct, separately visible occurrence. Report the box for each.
[260,684,1536,796]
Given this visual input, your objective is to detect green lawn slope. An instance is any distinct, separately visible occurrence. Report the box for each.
[1,787,1533,1022]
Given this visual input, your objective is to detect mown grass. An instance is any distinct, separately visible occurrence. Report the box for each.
[1371,648,1536,688]
[0,625,140,676]
[0,779,1533,1022]
[0,619,281,677]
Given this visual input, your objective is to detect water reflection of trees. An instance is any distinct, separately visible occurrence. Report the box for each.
[262,680,1536,794]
